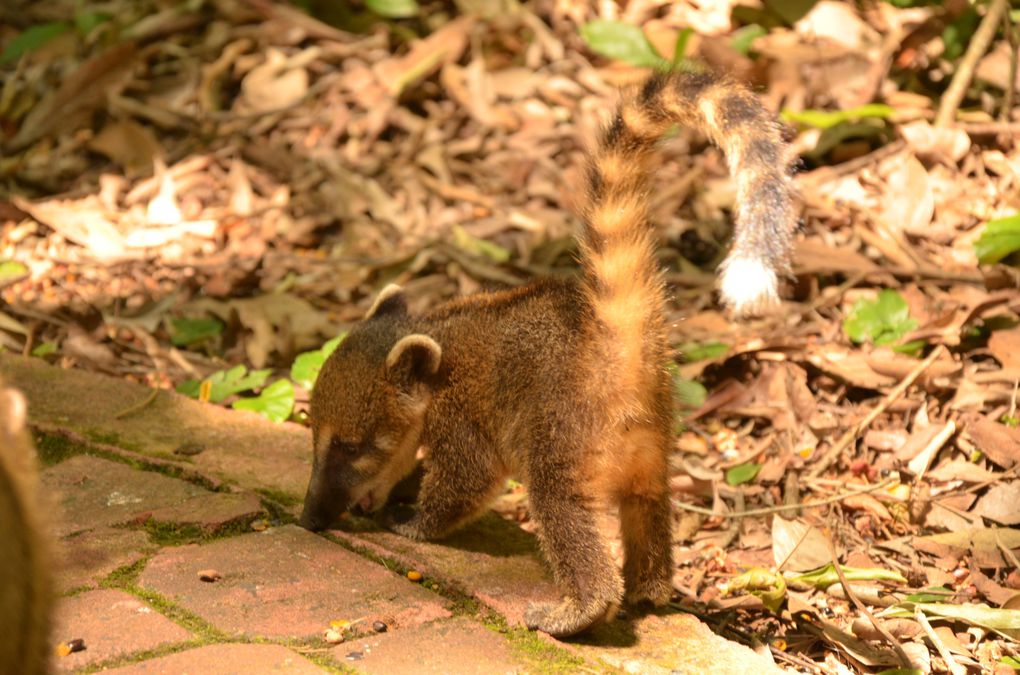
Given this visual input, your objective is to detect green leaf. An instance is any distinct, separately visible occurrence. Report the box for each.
[891,339,925,357]
[1001,655,1020,669]
[725,462,762,486]
[903,587,952,603]
[290,334,346,390]
[169,317,224,347]
[674,378,707,408]
[974,213,1020,265]
[452,226,511,263]
[730,24,766,55]
[365,0,419,18]
[802,120,888,159]
[942,8,979,62]
[789,564,908,590]
[888,603,1020,639]
[781,103,895,130]
[176,365,271,403]
[232,379,295,423]
[580,20,669,69]
[678,341,729,363]
[0,260,28,281]
[726,567,787,613]
[31,342,58,357]
[0,22,72,65]
[74,10,113,35]
[672,27,694,63]
[843,289,917,346]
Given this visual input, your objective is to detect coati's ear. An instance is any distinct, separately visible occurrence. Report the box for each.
[386,334,442,380]
[366,284,407,320]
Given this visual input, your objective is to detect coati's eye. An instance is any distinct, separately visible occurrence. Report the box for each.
[329,437,362,458]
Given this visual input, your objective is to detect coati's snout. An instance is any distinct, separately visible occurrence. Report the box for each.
[300,300,442,533]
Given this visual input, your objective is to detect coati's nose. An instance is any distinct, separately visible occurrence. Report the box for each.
[298,511,325,532]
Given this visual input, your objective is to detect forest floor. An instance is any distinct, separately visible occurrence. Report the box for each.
[2,0,1020,673]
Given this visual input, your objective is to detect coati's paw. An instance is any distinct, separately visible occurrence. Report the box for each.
[378,506,428,541]
[624,576,673,607]
[524,597,617,638]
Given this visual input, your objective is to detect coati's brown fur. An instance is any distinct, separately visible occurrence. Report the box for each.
[0,382,52,674]
[300,70,795,637]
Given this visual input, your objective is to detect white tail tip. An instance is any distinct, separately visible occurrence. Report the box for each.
[718,255,780,317]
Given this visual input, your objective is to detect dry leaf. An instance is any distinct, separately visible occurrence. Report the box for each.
[973,482,1020,526]
[772,516,832,572]
[964,415,1020,469]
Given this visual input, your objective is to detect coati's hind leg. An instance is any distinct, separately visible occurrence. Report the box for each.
[619,427,674,606]
[383,425,503,541]
[524,466,623,638]
[620,492,673,606]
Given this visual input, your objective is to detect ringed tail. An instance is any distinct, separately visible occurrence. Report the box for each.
[580,70,795,387]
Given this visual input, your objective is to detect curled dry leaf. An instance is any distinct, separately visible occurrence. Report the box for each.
[899,120,971,163]
[879,153,935,237]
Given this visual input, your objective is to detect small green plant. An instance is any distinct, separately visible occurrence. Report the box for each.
[290,334,345,390]
[781,103,894,130]
[0,22,71,65]
[843,290,919,351]
[232,379,295,423]
[0,260,28,281]
[169,317,223,348]
[580,20,695,70]
[730,24,766,55]
[365,0,419,18]
[31,342,57,358]
[678,341,729,363]
[974,213,1020,265]
[725,461,761,486]
[0,9,113,66]
[788,564,907,589]
[667,362,706,408]
[177,365,270,403]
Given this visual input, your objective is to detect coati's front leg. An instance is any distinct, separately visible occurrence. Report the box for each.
[524,470,623,638]
[383,425,503,541]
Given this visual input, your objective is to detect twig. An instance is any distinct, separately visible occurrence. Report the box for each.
[826,536,913,669]
[672,477,896,519]
[915,608,966,675]
[113,388,160,419]
[935,0,1010,127]
[958,121,1020,135]
[807,345,947,479]
[1003,6,1018,120]
[797,140,906,188]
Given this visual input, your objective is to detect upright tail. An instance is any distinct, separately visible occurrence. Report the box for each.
[580,70,794,400]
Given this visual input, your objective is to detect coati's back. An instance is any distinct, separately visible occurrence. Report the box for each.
[0,384,51,675]
[301,69,794,637]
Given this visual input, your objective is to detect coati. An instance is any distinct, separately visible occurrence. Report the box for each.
[0,382,52,674]
[300,70,795,637]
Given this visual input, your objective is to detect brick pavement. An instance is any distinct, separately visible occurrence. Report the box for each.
[5,353,786,673]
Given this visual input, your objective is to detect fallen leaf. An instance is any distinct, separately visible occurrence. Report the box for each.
[772,516,832,572]
[899,120,970,163]
[13,196,126,260]
[973,482,1020,525]
[963,414,1020,469]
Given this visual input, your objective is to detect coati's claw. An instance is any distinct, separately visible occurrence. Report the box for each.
[524,598,618,639]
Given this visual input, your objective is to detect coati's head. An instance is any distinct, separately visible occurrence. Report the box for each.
[299,285,441,532]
